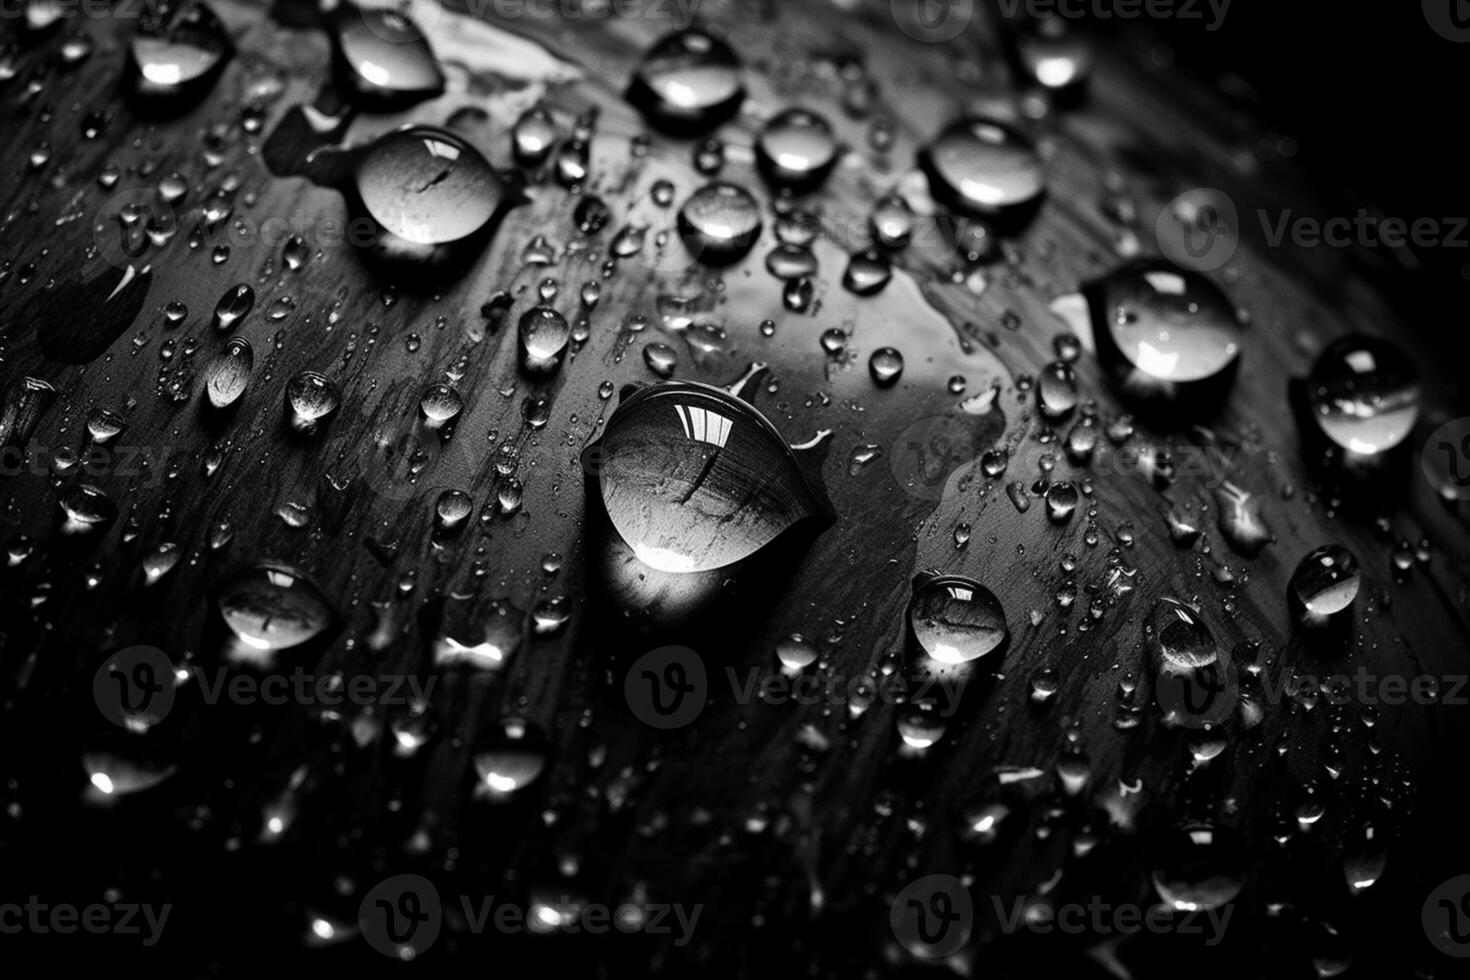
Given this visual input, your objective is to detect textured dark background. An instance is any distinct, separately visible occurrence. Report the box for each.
[2,1,1469,976]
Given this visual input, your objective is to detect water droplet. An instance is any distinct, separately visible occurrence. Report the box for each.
[1151,823,1246,911]
[693,136,725,175]
[678,181,762,265]
[1289,545,1360,627]
[58,484,118,537]
[123,1,234,113]
[419,383,463,428]
[142,541,182,585]
[86,407,128,445]
[328,3,445,109]
[553,138,590,187]
[285,370,340,433]
[212,282,255,332]
[1215,481,1271,558]
[1044,480,1079,522]
[643,342,677,378]
[1341,824,1387,896]
[959,799,1011,845]
[1307,335,1419,455]
[84,750,176,800]
[908,572,1008,666]
[920,117,1045,223]
[1037,360,1078,421]
[512,105,558,167]
[756,108,838,190]
[435,490,473,531]
[215,562,335,656]
[842,248,892,296]
[1087,258,1242,410]
[574,194,611,235]
[783,277,815,313]
[1146,597,1217,673]
[765,243,818,280]
[282,235,308,271]
[869,347,903,387]
[775,634,819,674]
[348,126,521,278]
[474,717,550,800]
[1016,18,1095,90]
[626,28,744,135]
[870,194,913,248]
[203,336,253,409]
[582,378,834,573]
[518,306,571,375]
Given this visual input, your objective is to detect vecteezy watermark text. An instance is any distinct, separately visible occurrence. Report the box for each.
[95,646,436,729]
[991,895,1233,945]
[358,874,700,958]
[0,897,170,946]
[996,0,1231,30]
[623,645,966,729]
[1158,188,1467,272]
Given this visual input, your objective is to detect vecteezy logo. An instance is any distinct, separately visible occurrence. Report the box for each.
[891,0,974,43]
[1423,875,1470,957]
[624,646,708,729]
[1422,419,1470,501]
[1156,188,1239,272]
[1154,649,1238,729]
[1424,0,1470,41]
[93,645,176,731]
[93,188,179,272]
[891,874,973,959]
[890,414,985,502]
[360,874,443,959]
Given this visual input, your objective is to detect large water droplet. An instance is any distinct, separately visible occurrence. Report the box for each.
[83,749,177,799]
[1307,335,1419,455]
[869,347,903,387]
[58,483,118,537]
[1037,360,1078,420]
[474,717,550,800]
[285,371,340,434]
[512,105,558,167]
[678,181,762,265]
[346,126,521,277]
[215,562,335,657]
[1151,823,1247,911]
[1289,544,1360,627]
[328,3,445,109]
[756,108,838,190]
[1015,18,1095,91]
[920,117,1045,224]
[122,1,234,114]
[626,28,744,135]
[843,248,892,296]
[1146,597,1217,673]
[213,282,255,332]
[582,378,834,573]
[518,306,571,375]
[907,572,1008,666]
[1086,258,1242,412]
[203,336,253,409]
